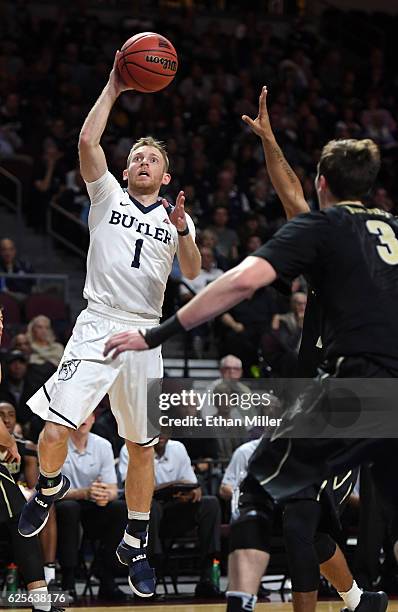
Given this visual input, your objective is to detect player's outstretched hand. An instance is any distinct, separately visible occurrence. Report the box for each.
[242,86,273,139]
[164,191,187,233]
[108,51,133,97]
[104,330,149,359]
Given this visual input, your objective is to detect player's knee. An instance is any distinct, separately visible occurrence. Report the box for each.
[314,533,336,564]
[230,509,272,554]
[125,440,154,462]
[283,501,320,548]
[41,422,70,446]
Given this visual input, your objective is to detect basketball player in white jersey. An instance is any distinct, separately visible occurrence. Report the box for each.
[18,51,201,599]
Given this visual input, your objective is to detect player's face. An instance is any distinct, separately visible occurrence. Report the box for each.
[125,146,171,195]
[0,404,16,434]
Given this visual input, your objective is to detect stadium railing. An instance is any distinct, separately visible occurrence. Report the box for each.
[0,166,22,225]
[47,202,88,259]
[0,273,70,304]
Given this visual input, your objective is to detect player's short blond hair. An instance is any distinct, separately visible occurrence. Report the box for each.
[127,137,169,172]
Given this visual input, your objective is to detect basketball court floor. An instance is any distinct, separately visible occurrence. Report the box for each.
[43,604,398,611]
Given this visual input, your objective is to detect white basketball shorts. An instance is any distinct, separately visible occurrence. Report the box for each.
[27,302,163,445]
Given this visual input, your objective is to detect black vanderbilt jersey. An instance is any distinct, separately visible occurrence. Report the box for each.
[254,204,398,371]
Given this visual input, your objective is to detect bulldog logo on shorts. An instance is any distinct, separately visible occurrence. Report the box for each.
[58,359,81,381]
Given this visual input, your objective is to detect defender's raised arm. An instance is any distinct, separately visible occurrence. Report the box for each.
[243,86,309,219]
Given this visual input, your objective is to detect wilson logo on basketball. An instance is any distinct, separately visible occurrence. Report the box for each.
[145,55,177,72]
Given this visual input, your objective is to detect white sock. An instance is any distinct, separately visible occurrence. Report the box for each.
[128,509,150,520]
[44,563,55,584]
[226,590,257,611]
[30,586,51,612]
[338,580,362,610]
[123,529,148,548]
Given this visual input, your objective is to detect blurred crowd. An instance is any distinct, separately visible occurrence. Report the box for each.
[1,1,398,369]
[1,0,398,599]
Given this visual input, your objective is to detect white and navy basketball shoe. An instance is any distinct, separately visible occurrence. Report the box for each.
[116,531,156,598]
[18,475,70,537]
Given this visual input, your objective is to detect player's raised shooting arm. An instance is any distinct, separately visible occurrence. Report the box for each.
[242,87,309,220]
[79,51,131,183]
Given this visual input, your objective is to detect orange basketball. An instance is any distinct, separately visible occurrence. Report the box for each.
[117,32,178,93]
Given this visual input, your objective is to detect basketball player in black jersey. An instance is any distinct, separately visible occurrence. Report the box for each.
[222,87,372,612]
[104,86,398,612]
[0,307,63,612]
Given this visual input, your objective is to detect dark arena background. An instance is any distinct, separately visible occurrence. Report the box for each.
[1,0,398,610]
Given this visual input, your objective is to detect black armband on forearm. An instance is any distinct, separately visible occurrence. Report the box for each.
[142,314,185,348]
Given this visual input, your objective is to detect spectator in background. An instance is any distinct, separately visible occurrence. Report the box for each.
[0,400,37,488]
[55,413,128,601]
[219,354,243,381]
[210,170,251,227]
[197,229,230,271]
[207,206,240,263]
[56,165,91,225]
[262,291,307,377]
[219,438,261,518]
[26,315,64,368]
[180,247,223,358]
[373,187,395,214]
[217,286,277,375]
[0,237,35,297]
[0,400,58,585]
[118,435,222,599]
[361,96,397,150]
[10,333,31,358]
[210,381,248,462]
[0,350,36,425]
[271,291,307,352]
[29,140,67,233]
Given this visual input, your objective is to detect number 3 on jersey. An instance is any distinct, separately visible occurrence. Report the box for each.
[366,220,398,265]
[131,239,143,268]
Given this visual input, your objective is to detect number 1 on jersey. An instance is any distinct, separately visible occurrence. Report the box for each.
[131,239,143,268]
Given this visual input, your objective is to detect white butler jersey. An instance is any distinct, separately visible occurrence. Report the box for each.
[84,171,195,318]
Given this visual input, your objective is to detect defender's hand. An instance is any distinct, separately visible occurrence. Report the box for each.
[104,330,149,359]
[242,86,272,139]
[164,191,187,233]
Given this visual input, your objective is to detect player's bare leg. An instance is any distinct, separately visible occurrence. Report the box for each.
[39,507,58,584]
[226,549,269,611]
[38,423,69,474]
[320,544,353,592]
[19,423,71,538]
[320,545,388,611]
[124,441,154,511]
[292,591,317,612]
[116,441,156,598]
